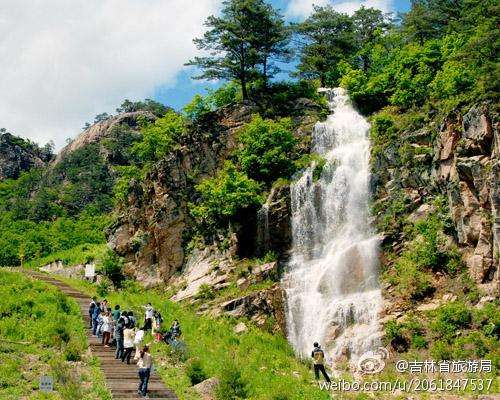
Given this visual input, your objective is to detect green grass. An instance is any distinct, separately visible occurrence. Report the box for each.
[24,244,107,270]
[0,269,110,400]
[57,276,329,400]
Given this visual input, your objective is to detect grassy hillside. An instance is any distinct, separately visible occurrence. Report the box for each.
[56,276,329,400]
[0,270,110,400]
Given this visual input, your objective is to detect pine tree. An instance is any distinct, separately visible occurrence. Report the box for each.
[186,0,289,99]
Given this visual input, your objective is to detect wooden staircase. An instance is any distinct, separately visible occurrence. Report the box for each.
[28,271,177,400]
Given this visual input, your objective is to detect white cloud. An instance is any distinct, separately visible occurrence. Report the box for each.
[0,0,221,148]
[286,0,393,19]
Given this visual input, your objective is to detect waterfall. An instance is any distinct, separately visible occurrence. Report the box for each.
[282,88,381,364]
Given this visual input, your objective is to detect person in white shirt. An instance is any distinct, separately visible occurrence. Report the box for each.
[133,328,145,360]
[101,311,113,347]
[143,303,154,331]
[121,325,136,364]
[137,345,152,397]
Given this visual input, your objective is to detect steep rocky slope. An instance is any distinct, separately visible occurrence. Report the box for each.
[373,103,498,296]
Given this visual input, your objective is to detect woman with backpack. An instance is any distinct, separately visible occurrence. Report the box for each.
[137,345,152,398]
[122,323,136,364]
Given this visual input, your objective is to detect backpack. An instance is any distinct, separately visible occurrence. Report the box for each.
[313,349,325,365]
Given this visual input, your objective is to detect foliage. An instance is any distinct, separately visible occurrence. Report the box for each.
[236,115,297,184]
[183,82,241,121]
[215,362,249,400]
[100,249,125,287]
[0,212,110,267]
[131,110,185,164]
[113,165,142,205]
[195,284,216,301]
[186,359,208,385]
[186,0,290,99]
[190,161,263,233]
[116,98,169,117]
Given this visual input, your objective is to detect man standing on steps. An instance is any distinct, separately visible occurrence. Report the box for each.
[88,297,97,329]
[92,302,101,336]
[143,303,153,331]
[311,342,331,383]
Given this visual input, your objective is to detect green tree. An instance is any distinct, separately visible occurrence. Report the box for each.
[190,161,262,232]
[294,5,355,86]
[131,110,184,164]
[236,115,297,184]
[186,0,289,99]
[352,6,392,71]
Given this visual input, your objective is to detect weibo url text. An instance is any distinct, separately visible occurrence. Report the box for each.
[319,378,494,393]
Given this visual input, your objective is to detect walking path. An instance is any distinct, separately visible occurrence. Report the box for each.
[28,271,178,400]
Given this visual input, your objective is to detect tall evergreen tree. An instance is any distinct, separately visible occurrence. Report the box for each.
[186,0,289,99]
[294,6,355,86]
[352,6,392,72]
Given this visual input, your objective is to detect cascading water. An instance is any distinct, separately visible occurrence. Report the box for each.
[283,88,381,364]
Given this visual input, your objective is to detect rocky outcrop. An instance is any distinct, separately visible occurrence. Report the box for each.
[53,111,156,165]
[218,284,286,333]
[255,184,292,257]
[0,132,50,180]
[107,105,256,284]
[435,103,498,291]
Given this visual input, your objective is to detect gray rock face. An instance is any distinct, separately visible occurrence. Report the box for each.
[435,103,498,289]
[0,132,49,180]
[255,185,292,257]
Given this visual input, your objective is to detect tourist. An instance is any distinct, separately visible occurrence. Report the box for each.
[112,304,121,321]
[152,311,163,341]
[133,328,145,361]
[122,323,136,364]
[115,316,125,359]
[170,319,181,338]
[92,302,101,336]
[143,303,153,331]
[88,297,97,328]
[102,310,113,347]
[121,311,130,327]
[128,310,136,327]
[137,345,153,398]
[311,342,331,383]
[100,299,108,312]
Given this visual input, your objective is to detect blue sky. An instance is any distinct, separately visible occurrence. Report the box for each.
[1,0,410,148]
[155,0,411,111]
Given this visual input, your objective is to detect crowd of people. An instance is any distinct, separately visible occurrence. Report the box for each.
[88,298,181,398]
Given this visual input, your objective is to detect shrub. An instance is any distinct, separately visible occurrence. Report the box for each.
[431,302,471,341]
[131,110,184,164]
[236,115,297,184]
[100,249,124,287]
[215,362,249,400]
[196,284,216,301]
[186,358,208,385]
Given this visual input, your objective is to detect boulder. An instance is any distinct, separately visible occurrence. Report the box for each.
[219,284,286,333]
[193,377,220,400]
[233,322,248,334]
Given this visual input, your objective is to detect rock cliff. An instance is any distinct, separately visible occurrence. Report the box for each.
[0,132,51,180]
